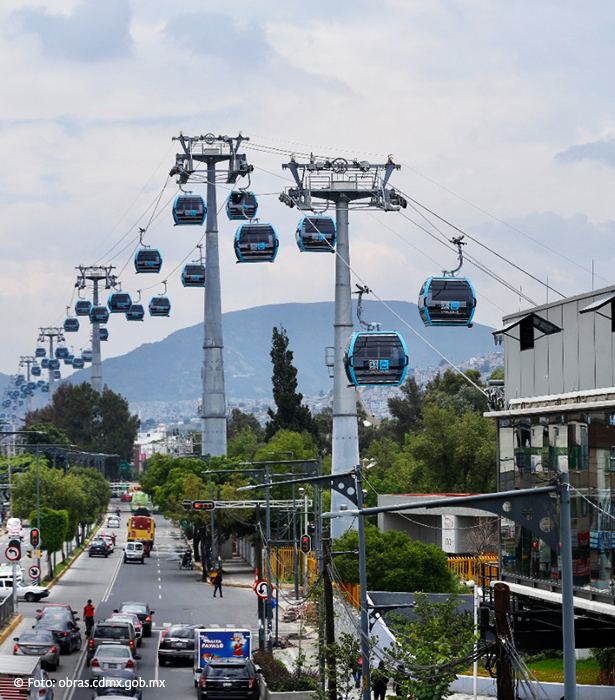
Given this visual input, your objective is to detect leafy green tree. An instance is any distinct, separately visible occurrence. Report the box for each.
[265,327,318,441]
[425,369,488,414]
[30,507,69,578]
[489,367,504,380]
[333,525,458,593]
[387,593,475,700]
[228,409,264,442]
[387,375,424,444]
[25,424,71,469]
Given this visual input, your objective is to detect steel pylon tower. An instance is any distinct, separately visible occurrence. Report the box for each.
[38,327,65,398]
[19,356,36,415]
[280,155,405,538]
[171,133,253,457]
[75,265,115,393]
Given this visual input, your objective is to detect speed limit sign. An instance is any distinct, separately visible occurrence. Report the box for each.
[5,545,20,561]
[29,566,41,579]
[253,580,270,599]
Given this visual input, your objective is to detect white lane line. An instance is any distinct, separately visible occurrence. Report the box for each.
[154,630,161,682]
[101,553,123,603]
[158,577,161,582]
[158,593,162,599]
[62,643,88,700]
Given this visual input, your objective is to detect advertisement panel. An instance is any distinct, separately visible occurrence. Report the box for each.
[195,628,251,670]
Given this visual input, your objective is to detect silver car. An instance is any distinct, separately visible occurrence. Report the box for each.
[13,629,60,671]
[89,644,138,677]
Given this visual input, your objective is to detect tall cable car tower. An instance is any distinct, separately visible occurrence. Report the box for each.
[171,133,253,457]
[38,327,65,398]
[19,356,36,415]
[75,265,115,394]
[280,156,405,537]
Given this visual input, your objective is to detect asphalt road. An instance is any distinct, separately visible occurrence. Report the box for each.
[0,503,260,700]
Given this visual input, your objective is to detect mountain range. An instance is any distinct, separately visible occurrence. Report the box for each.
[68,300,497,402]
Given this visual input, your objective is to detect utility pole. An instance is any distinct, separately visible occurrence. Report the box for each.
[171,133,253,457]
[75,266,115,393]
[280,156,404,537]
[322,536,337,700]
[38,327,64,398]
[255,505,265,653]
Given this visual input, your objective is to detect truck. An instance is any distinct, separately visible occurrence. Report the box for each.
[193,628,251,683]
[0,656,52,700]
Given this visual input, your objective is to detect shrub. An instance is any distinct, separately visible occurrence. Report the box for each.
[253,651,318,692]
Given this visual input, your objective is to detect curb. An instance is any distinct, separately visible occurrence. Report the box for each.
[192,560,254,589]
[0,614,23,645]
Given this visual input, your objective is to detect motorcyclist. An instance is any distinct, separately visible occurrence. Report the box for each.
[115,507,121,517]
[181,549,193,568]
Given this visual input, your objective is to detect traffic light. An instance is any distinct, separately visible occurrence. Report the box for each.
[300,534,311,554]
[30,528,40,548]
[192,500,215,511]
[181,500,193,512]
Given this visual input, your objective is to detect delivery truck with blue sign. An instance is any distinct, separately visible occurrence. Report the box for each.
[193,628,252,684]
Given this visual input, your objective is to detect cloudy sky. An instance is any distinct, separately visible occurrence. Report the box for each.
[1,0,615,377]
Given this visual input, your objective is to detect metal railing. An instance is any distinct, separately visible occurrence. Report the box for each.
[0,594,14,628]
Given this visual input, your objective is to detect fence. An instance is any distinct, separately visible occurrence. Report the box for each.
[270,547,317,583]
[447,554,498,586]
[0,594,14,628]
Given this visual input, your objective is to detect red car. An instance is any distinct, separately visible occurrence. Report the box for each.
[121,492,132,502]
[36,603,79,624]
[99,530,117,545]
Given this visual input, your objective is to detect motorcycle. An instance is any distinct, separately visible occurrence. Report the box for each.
[179,549,194,570]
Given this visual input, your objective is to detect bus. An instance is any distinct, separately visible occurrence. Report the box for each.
[127,515,155,555]
[130,491,150,512]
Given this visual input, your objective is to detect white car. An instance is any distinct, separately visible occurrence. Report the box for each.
[106,516,120,529]
[100,535,115,552]
[0,579,49,602]
[89,644,138,677]
[6,518,24,540]
[0,564,24,583]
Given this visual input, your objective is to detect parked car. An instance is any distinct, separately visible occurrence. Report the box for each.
[122,542,144,565]
[36,604,79,625]
[13,629,60,671]
[108,613,143,645]
[196,658,260,700]
[89,645,137,678]
[89,540,111,558]
[6,518,24,541]
[158,623,204,665]
[0,565,24,583]
[34,619,82,654]
[118,602,154,637]
[86,621,138,664]
[91,670,142,699]
[0,579,49,602]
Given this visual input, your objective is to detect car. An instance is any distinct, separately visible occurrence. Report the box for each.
[196,658,260,700]
[87,621,138,664]
[158,623,204,665]
[100,530,117,545]
[89,540,111,557]
[100,535,115,552]
[106,516,120,529]
[34,619,82,654]
[0,579,49,602]
[13,629,61,671]
[0,564,24,583]
[120,493,132,503]
[118,602,154,637]
[122,542,144,565]
[6,517,24,540]
[36,603,79,624]
[108,613,143,645]
[91,670,142,700]
[89,644,137,678]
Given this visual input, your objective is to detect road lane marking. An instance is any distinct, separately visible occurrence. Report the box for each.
[154,629,161,682]
[62,643,88,700]
[159,593,162,599]
[101,550,123,603]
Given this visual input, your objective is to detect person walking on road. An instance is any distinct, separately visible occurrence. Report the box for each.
[83,599,95,637]
[213,570,223,598]
[372,661,388,700]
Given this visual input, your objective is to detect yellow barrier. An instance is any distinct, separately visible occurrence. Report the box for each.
[446,554,498,586]
[270,547,317,582]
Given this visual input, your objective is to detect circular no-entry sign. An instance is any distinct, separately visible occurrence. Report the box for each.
[5,546,20,561]
[29,566,41,579]
[254,580,270,599]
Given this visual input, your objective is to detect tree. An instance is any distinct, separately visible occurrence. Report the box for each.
[228,409,264,442]
[265,327,318,441]
[26,383,140,461]
[387,375,424,444]
[30,507,69,579]
[25,424,71,469]
[333,525,459,593]
[425,369,488,414]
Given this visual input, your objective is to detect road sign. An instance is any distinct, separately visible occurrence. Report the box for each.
[29,566,40,579]
[5,545,20,561]
[254,580,270,599]
[30,528,40,548]
[192,501,215,511]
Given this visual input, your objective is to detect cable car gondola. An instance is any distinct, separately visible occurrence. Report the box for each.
[64,355,74,365]
[64,318,79,333]
[344,331,409,387]
[149,296,171,317]
[75,300,92,316]
[226,191,258,220]
[418,277,476,327]
[36,380,45,387]
[41,383,49,393]
[99,328,109,341]
[90,306,109,324]
[296,216,336,253]
[82,350,93,363]
[173,195,206,225]
[35,348,46,358]
[41,358,50,369]
[27,382,36,390]
[48,359,60,370]
[53,370,61,380]
[234,224,278,263]
[134,248,163,274]
[72,358,85,369]
[55,347,69,360]
[108,292,132,313]
[31,365,41,377]
[181,263,206,287]
[126,304,145,321]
